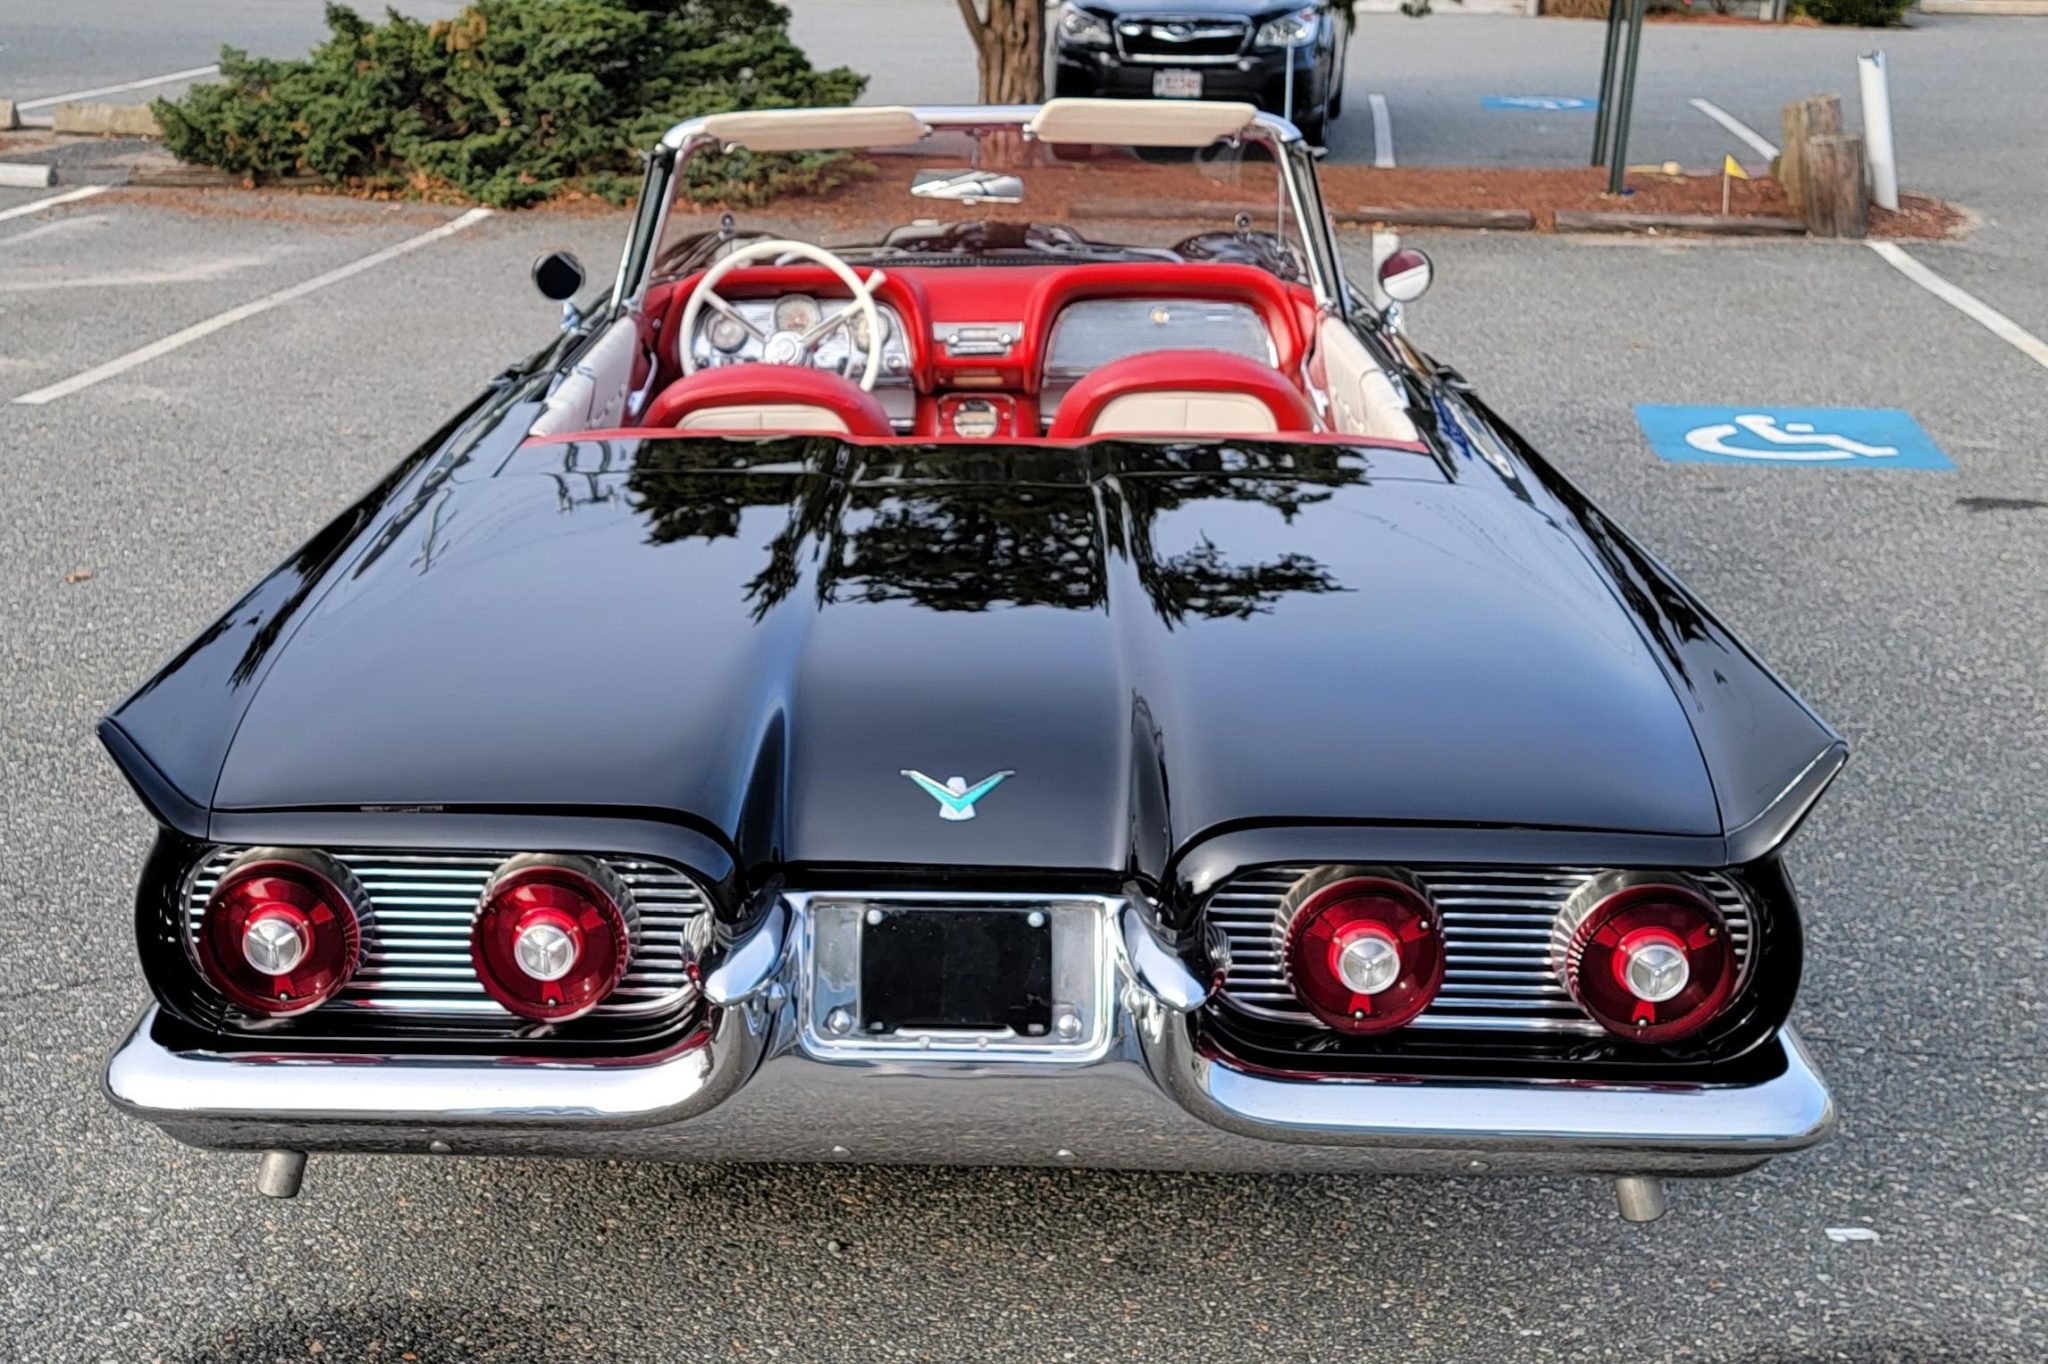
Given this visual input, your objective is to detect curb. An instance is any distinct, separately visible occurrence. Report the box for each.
[51,102,162,138]
[0,161,57,189]
[0,98,18,131]
[1336,206,1536,231]
[1553,210,1806,236]
[125,165,326,189]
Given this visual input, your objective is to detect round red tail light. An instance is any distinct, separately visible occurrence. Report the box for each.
[1557,876,1737,1044]
[198,849,369,1017]
[1282,868,1445,1035]
[471,855,638,1022]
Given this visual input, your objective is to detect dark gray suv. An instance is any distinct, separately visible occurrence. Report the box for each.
[1051,1,1349,144]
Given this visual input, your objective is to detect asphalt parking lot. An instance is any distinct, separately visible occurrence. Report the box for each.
[4,4,2047,1361]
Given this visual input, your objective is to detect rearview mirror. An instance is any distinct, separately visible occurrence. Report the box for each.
[911,169,1026,205]
[1378,248,1434,305]
[531,250,586,302]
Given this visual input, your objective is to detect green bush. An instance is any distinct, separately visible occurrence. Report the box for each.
[153,0,867,208]
[1795,0,1911,24]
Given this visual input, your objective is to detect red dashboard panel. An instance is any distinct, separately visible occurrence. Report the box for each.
[643,261,1318,404]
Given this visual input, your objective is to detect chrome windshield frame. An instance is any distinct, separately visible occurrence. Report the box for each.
[614,104,1349,318]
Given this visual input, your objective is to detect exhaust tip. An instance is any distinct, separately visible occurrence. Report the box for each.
[255,1149,307,1199]
[1615,1174,1669,1223]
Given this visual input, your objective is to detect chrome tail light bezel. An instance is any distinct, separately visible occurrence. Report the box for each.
[470,853,642,1023]
[1550,871,1743,1046]
[193,847,373,1018]
[1279,865,1447,1036]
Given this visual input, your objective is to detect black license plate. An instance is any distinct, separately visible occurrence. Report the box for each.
[860,909,1052,1036]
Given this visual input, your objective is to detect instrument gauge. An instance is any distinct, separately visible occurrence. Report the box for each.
[707,314,750,354]
[850,310,889,356]
[773,294,822,335]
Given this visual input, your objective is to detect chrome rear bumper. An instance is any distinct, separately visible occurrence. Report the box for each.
[107,994,1833,1180]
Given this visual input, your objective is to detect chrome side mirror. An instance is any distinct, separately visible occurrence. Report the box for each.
[531,250,586,302]
[1378,248,1434,304]
[533,250,587,332]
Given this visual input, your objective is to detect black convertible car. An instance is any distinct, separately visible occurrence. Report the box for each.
[1053,1,1348,143]
[102,101,1838,1221]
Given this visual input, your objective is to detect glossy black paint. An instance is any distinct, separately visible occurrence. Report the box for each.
[110,432,1811,885]
[99,289,1848,1071]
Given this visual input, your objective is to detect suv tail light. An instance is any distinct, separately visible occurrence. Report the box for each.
[471,855,638,1022]
[1282,868,1445,1035]
[197,849,369,1016]
[1555,875,1737,1044]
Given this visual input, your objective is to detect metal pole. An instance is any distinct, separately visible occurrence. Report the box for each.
[1605,0,1647,196]
[1859,50,1899,212]
[1591,0,1627,166]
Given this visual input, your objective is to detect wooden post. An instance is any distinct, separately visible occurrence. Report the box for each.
[1803,133,1869,239]
[1777,94,1842,219]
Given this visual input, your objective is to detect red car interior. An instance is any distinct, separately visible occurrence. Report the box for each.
[1045,350,1319,439]
[627,260,1327,442]
[643,365,897,437]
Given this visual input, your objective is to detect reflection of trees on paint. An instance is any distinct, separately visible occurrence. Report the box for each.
[624,438,1359,625]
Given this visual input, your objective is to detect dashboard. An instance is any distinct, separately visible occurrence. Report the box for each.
[687,295,915,385]
[660,262,1306,439]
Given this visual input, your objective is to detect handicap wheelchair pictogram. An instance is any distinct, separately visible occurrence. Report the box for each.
[1682,413,1902,462]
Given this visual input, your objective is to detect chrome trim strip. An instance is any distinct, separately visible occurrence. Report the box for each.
[107,998,773,1130]
[1142,1022,1835,1154]
[701,899,789,1006]
[1119,903,1209,1012]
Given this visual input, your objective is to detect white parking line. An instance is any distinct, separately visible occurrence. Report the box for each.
[12,208,493,406]
[1689,98,1779,160]
[1869,242,2048,372]
[0,215,106,250]
[1368,93,1395,169]
[16,65,221,110]
[0,185,109,225]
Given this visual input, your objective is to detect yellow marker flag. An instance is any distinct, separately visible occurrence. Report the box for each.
[1723,154,1750,180]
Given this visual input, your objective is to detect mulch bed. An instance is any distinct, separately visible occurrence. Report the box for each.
[31,137,1967,241]
[664,155,1961,240]
[1316,165,1962,238]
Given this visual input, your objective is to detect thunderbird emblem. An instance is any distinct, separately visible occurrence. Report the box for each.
[901,769,1014,822]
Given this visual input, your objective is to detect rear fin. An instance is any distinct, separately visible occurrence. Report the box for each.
[98,717,208,837]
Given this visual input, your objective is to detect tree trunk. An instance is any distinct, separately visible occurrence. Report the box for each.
[956,0,1047,105]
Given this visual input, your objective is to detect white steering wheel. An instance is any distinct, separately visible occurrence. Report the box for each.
[679,239,887,392]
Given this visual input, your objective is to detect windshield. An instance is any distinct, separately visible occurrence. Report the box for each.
[649,124,1321,291]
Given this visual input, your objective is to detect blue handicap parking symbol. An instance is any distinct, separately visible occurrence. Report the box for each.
[1635,406,1953,469]
[1481,96,1598,112]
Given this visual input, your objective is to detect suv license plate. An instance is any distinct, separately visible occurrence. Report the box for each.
[1153,69,1203,99]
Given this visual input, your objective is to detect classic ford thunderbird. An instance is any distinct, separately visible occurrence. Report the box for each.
[102,101,1840,1221]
